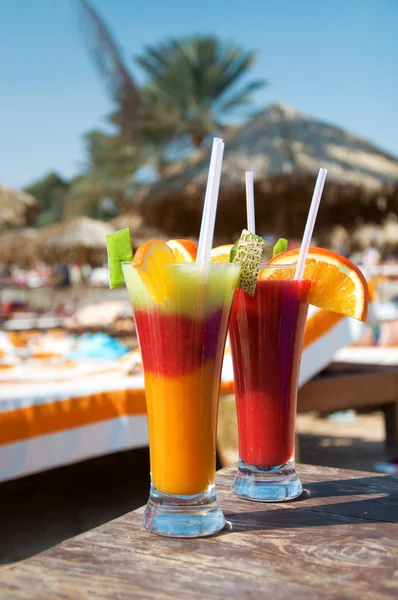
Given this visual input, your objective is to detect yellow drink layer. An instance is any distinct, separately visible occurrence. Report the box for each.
[145,364,221,495]
[122,262,240,496]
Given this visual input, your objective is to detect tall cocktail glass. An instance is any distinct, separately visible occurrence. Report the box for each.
[229,265,310,501]
[123,262,240,536]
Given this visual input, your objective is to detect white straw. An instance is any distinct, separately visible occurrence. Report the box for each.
[294,168,328,280]
[245,171,255,234]
[196,138,225,264]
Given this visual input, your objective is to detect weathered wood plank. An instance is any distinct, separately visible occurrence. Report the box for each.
[0,465,397,600]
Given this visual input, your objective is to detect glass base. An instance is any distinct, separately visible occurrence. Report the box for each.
[232,459,303,502]
[142,482,226,537]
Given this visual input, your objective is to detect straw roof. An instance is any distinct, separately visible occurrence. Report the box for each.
[0,184,40,229]
[139,103,398,239]
[37,217,114,266]
[0,228,39,268]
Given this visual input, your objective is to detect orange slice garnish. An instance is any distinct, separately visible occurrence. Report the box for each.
[263,247,369,321]
[166,239,198,262]
[210,245,233,263]
[132,240,175,303]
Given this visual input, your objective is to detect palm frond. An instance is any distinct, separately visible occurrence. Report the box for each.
[77,0,140,139]
[220,80,268,112]
[136,35,266,116]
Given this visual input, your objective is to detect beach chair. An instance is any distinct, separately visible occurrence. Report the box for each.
[2,296,393,483]
[297,298,398,458]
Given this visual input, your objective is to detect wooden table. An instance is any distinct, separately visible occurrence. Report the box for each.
[1,464,397,599]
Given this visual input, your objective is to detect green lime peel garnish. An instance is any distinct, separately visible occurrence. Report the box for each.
[106,228,133,289]
[273,238,288,257]
[229,229,264,296]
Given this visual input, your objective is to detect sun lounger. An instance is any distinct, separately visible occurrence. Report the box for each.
[298,347,398,456]
[0,352,234,483]
[0,301,375,483]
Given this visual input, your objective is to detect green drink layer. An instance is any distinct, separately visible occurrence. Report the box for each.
[122,263,241,316]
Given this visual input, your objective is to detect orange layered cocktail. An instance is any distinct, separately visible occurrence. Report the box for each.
[123,258,240,497]
[107,137,235,537]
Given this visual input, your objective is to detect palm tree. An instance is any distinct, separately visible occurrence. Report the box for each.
[136,36,266,147]
[107,86,181,177]
[64,130,143,218]
[77,2,265,148]
[25,173,69,226]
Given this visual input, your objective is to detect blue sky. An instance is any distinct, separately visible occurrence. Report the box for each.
[1,0,397,188]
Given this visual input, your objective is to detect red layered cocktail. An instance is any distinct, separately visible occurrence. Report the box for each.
[229,266,310,501]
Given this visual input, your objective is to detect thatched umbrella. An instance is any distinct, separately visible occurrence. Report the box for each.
[0,184,40,230]
[139,103,398,240]
[37,217,114,266]
[0,228,39,268]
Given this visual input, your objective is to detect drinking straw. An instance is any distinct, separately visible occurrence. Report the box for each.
[245,171,255,234]
[294,168,328,280]
[196,138,225,264]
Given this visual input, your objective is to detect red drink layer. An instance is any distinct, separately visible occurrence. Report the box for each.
[134,309,223,377]
[229,278,310,467]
